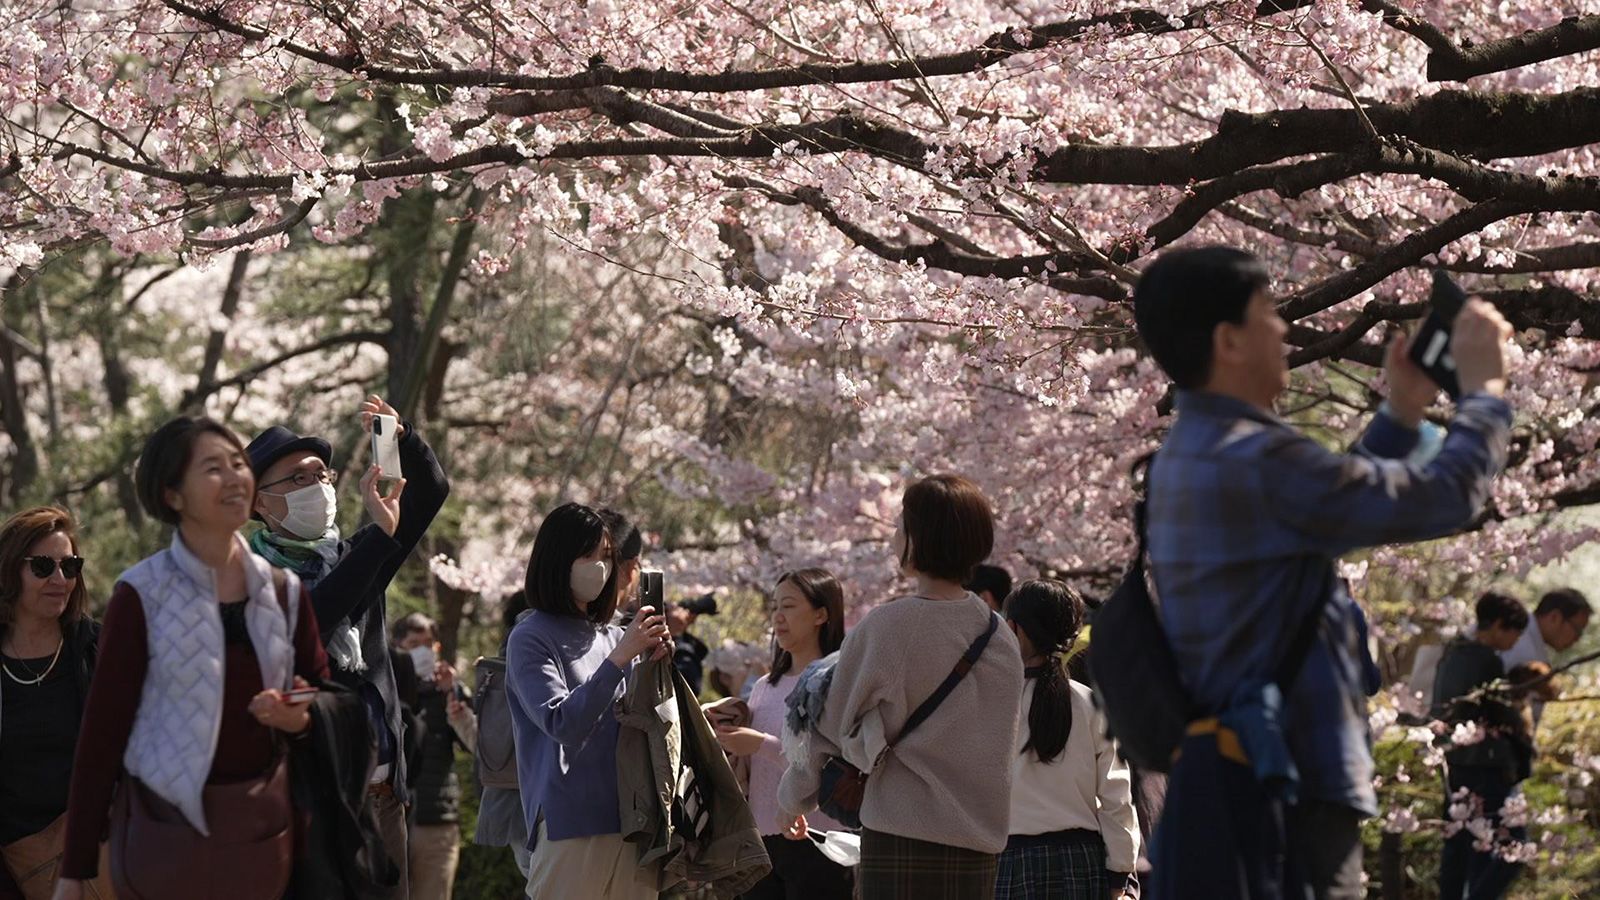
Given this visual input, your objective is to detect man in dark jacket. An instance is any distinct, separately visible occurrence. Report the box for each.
[392,613,467,900]
[1432,591,1529,900]
[248,394,450,900]
[668,593,718,696]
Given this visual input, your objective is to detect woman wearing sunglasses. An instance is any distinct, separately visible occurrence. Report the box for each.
[0,507,113,900]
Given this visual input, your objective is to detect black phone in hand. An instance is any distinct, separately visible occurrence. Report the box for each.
[1408,269,1468,399]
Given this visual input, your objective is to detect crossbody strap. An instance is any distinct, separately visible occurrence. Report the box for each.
[891,611,1002,749]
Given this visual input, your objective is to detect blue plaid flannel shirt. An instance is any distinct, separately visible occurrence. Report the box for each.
[1148,390,1513,815]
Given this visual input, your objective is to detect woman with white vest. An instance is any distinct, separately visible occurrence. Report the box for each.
[53,417,330,900]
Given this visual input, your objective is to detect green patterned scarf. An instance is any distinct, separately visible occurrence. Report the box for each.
[247,524,341,586]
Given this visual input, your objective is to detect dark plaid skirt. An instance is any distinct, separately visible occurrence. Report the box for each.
[855,828,999,900]
[994,829,1112,900]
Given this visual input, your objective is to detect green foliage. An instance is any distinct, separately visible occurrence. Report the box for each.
[450,753,527,899]
[1364,698,1600,899]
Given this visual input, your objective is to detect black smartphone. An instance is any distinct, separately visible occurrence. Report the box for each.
[1407,269,1468,399]
[640,569,664,611]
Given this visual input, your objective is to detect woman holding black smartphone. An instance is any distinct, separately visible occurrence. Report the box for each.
[52,417,329,900]
[506,502,671,899]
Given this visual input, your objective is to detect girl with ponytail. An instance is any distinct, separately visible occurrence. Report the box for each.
[997,580,1141,900]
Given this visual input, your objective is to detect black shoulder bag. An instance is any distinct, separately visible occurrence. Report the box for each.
[817,611,1002,828]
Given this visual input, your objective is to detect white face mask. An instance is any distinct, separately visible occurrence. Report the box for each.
[891,521,910,575]
[265,482,337,540]
[571,559,611,605]
[810,830,861,867]
[408,644,437,681]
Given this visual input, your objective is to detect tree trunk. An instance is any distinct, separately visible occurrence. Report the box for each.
[423,341,467,661]
[396,189,483,422]
[196,250,252,397]
[381,189,436,401]
[94,272,144,527]
[0,273,41,502]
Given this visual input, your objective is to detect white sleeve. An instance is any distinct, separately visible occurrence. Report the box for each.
[1091,697,1141,873]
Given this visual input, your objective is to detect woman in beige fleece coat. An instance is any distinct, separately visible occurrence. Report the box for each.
[779,474,1024,900]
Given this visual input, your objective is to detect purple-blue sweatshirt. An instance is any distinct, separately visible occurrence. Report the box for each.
[506,609,632,846]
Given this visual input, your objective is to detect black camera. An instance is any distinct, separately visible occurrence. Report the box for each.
[1407,269,1469,399]
[678,593,719,617]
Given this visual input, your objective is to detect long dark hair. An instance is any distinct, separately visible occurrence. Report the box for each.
[1004,579,1087,764]
[524,502,619,625]
[767,568,846,684]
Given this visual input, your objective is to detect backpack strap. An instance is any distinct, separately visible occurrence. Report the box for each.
[1273,563,1330,690]
[892,611,1002,748]
[1136,450,1325,695]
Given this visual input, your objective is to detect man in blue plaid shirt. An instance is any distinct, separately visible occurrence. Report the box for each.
[1133,248,1515,899]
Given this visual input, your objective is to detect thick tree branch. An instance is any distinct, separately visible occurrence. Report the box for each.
[1421,13,1600,82]
[1281,203,1537,322]
[1036,88,1600,185]
[190,197,317,249]
[45,88,1600,211]
[165,0,1312,95]
[722,174,1124,299]
[177,329,390,408]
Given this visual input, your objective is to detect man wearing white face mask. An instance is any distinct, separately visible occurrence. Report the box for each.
[247,394,451,900]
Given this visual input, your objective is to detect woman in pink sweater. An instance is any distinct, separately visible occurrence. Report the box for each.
[779,474,1024,900]
[714,569,850,900]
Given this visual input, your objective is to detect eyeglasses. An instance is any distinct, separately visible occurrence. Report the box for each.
[260,468,338,491]
[24,556,84,579]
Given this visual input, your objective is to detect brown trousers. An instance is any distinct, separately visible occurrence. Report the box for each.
[1,814,117,900]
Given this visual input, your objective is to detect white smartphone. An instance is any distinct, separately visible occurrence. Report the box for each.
[283,687,320,705]
[370,413,402,479]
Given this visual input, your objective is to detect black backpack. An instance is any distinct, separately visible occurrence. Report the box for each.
[1090,457,1327,773]
[1088,459,1191,773]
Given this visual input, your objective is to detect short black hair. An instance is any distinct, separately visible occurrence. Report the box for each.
[966,564,1012,604]
[901,474,995,584]
[1133,246,1270,389]
[1535,587,1592,620]
[135,416,248,525]
[524,502,619,625]
[1475,591,1529,632]
[392,612,437,643]
[597,508,643,561]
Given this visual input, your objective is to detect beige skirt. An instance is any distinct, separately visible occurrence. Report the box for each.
[1,813,117,900]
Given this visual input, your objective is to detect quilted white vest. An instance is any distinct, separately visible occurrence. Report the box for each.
[117,531,300,835]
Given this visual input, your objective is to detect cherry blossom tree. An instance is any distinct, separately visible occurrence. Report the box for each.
[4,0,1600,889]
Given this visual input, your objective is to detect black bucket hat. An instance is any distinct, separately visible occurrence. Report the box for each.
[246,426,333,480]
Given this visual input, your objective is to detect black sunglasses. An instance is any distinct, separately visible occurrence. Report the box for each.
[23,556,84,579]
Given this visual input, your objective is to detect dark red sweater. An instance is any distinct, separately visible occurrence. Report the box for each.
[60,582,329,878]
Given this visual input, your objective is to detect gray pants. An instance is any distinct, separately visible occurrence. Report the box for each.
[511,843,532,878]
[1289,799,1364,900]
[373,790,411,900]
